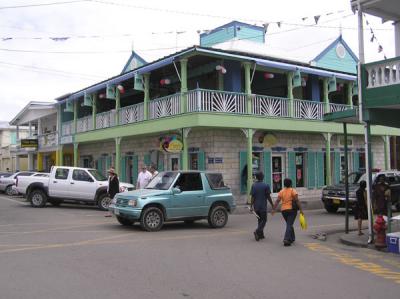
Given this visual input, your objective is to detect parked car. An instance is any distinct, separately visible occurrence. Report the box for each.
[0,171,36,195]
[322,170,400,213]
[0,172,13,178]
[109,171,236,231]
[12,173,50,195]
[16,166,134,210]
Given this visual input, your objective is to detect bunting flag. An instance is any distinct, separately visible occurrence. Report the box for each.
[378,45,383,53]
[364,14,388,58]
[263,23,269,33]
[314,15,321,24]
[370,35,375,42]
[277,22,281,28]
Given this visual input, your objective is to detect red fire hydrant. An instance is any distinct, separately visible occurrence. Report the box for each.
[373,215,387,249]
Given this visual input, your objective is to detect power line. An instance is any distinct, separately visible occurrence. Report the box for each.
[0,0,90,10]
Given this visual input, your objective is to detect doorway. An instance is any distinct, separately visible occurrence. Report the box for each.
[272,154,285,193]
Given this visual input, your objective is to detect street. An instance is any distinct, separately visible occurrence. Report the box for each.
[0,195,399,299]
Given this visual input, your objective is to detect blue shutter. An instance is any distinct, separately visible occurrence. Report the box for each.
[288,152,296,188]
[239,151,247,194]
[316,152,325,187]
[198,151,206,171]
[120,156,127,182]
[307,151,316,189]
[352,152,360,172]
[144,154,151,167]
[334,152,341,184]
[132,155,138,185]
[263,151,272,188]
[10,132,17,145]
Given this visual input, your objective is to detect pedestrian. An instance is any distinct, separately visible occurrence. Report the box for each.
[149,163,159,179]
[272,178,304,247]
[354,180,368,235]
[373,174,391,216]
[136,165,152,189]
[250,172,273,241]
[105,167,119,217]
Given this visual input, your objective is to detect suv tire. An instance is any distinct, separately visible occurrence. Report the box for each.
[116,216,135,226]
[208,205,228,228]
[140,207,164,232]
[30,190,48,208]
[324,204,339,213]
[97,193,111,211]
[5,185,14,196]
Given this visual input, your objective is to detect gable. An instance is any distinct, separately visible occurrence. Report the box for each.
[312,38,358,74]
[121,51,147,74]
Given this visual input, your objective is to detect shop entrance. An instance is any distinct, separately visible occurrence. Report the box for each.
[272,154,285,193]
[169,154,180,171]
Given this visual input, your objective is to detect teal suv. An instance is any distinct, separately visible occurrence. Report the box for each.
[109,171,236,231]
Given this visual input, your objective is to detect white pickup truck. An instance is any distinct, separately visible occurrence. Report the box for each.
[16,166,134,210]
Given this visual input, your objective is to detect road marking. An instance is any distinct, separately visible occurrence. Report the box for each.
[304,242,400,284]
[0,196,29,205]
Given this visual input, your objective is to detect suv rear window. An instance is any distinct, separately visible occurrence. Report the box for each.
[206,173,228,189]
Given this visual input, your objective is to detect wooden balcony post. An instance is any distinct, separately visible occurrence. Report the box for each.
[323,133,332,185]
[384,135,390,170]
[73,100,78,134]
[347,82,354,108]
[243,62,252,114]
[323,78,330,113]
[92,94,97,130]
[144,73,150,120]
[180,58,188,114]
[115,137,122,176]
[115,88,120,125]
[287,72,294,117]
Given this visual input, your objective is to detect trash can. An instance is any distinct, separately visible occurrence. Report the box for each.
[386,232,400,254]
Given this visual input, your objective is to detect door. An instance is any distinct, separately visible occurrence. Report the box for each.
[271,154,285,193]
[169,173,206,218]
[169,154,180,171]
[70,169,98,200]
[49,168,72,198]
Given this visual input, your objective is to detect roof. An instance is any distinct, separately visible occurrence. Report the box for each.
[121,50,147,74]
[351,0,400,22]
[313,35,358,63]
[9,101,56,126]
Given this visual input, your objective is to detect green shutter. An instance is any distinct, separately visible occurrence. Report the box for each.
[334,152,341,184]
[288,152,296,188]
[352,152,360,172]
[263,151,272,188]
[316,152,325,188]
[307,151,316,189]
[157,155,164,172]
[239,151,247,194]
[144,154,151,167]
[198,151,205,171]
[132,155,138,185]
[97,157,104,174]
[10,132,17,145]
[120,156,127,182]
[106,156,112,174]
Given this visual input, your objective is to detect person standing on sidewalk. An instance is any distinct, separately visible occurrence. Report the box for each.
[272,178,304,246]
[105,167,119,217]
[250,172,273,241]
[354,180,368,235]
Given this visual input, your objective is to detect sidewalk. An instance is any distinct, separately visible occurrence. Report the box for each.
[339,232,369,248]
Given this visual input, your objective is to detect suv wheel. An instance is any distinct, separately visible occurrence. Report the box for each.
[30,190,47,208]
[5,185,14,196]
[97,193,111,211]
[140,207,164,232]
[116,216,134,226]
[324,204,339,213]
[208,205,228,228]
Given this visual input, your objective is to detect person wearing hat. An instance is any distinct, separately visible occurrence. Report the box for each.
[105,167,119,217]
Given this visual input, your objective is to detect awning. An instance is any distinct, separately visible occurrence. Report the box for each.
[323,108,360,124]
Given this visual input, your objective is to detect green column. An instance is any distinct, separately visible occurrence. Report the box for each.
[287,72,294,117]
[246,128,253,201]
[144,73,150,120]
[182,129,189,171]
[115,137,122,176]
[384,135,390,170]
[73,100,78,134]
[73,143,79,167]
[180,58,188,114]
[92,94,97,130]
[347,82,354,108]
[243,62,252,114]
[325,133,332,185]
[115,89,120,125]
[323,78,330,113]
[217,72,224,91]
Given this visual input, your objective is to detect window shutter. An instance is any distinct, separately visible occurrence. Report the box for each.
[198,151,206,171]
[120,156,127,182]
[288,152,296,188]
[106,156,112,174]
[157,155,164,172]
[144,154,151,167]
[307,151,316,189]
[334,152,341,184]
[239,151,247,194]
[97,157,103,175]
[352,152,360,172]
[316,152,325,188]
[132,155,138,185]
[263,151,272,188]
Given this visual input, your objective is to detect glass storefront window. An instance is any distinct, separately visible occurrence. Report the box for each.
[295,153,305,187]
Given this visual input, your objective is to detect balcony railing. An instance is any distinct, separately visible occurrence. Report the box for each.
[365,57,400,89]
[38,132,58,148]
[62,89,354,136]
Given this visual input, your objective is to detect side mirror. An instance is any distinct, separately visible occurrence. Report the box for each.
[172,187,181,194]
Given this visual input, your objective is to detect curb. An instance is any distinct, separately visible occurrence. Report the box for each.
[339,234,369,248]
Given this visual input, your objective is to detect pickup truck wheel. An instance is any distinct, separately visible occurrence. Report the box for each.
[140,207,164,232]
[5,185,14,196]
[30,190,47,208]
[116,216,134,226]
[324,204,339,213]
[208,205,228,228]
[97,193,111,211]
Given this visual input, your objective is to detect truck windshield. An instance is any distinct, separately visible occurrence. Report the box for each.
[145,172,178,190]
[88,169,107,181]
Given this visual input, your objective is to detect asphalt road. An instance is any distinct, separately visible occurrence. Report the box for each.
[0,195,399,299]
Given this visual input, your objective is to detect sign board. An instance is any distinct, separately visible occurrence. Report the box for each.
[20,139,38,148]
[159,135,183,153]
[328,76,337,92]
[292,70,301,88]
[106,84,116,100]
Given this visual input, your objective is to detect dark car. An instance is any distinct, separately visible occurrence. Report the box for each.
[321,170,400,213]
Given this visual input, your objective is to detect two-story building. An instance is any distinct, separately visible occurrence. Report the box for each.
[53,21,400,203]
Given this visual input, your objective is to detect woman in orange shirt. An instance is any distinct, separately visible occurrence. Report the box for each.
[272,178,304,246]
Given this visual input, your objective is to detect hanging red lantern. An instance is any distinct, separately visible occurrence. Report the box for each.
[160,78,171,85]
[117,84,125,94]
[215,65,227,74]
[98,93,106,99]
[264,72,275,79]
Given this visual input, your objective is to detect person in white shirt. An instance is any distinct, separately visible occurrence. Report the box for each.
[136,165,152,189]
[149,164,159,179]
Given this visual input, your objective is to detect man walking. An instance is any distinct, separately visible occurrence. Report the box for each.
[250,172,273,241]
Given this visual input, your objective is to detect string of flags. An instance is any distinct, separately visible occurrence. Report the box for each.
[364,14,387,59]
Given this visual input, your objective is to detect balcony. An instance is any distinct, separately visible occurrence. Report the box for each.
[38,132,58,149]
[62,89,354,136]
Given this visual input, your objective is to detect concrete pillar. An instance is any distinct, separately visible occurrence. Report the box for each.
[28,121,32,137]
[287,72,294,117]
[15,155,20,171]
[56,145,64,166]
[28,153,34,171]
[395,21,400,57]
[323,78,330,113]
[182,128,190,171]
[384,135,391,170]
[246,128,253,202]
[73,143,79,167]
[243,62,252,114]
[92,94,97,130]
[180,58,188,114]
[143,73,150,120]
[37,152,43,171]
[115,137,121,176]
[37,118,42,136]
[324,133,332,185]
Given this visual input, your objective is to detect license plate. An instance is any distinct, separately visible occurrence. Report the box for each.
[114,208,120,215]
[333,198,341,205]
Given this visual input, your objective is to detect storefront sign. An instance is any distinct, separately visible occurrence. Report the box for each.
[159,135,183,153]
[20,139,38,148]
[259,133,278,147]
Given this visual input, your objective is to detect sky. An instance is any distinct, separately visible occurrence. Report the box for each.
[0,0,396,121]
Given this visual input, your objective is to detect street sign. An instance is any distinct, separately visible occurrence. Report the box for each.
[20,139,38,148]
